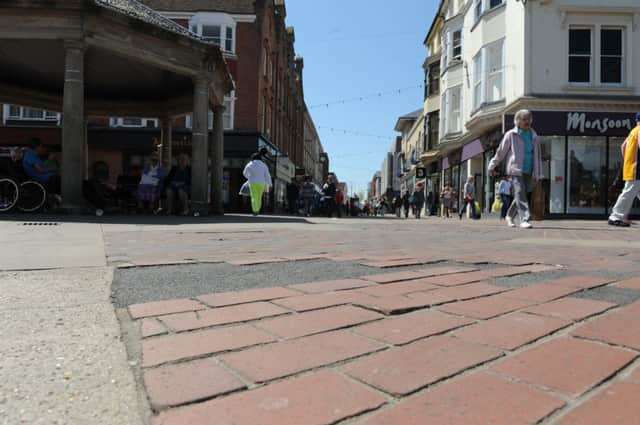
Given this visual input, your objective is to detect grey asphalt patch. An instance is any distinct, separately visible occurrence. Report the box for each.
[573,286,640,306]
[111,260,496,307]
[489,269,573,288]
[112,260,398,307]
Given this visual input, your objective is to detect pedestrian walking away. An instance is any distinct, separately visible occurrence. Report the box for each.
[301,176,316,217]
[459,176,478,220]
[243,152,272,216]
[323,175,337,218]
[488,109,543,229]
[441,185,452,218]
[498,176,513,220]
[608,112,640,227]
[402,192,410,218]
[413,183,425,219]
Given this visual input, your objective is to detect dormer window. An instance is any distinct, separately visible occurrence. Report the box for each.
[189,13,236,54]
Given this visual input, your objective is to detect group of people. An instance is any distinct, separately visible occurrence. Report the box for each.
[242,152,343,218]
[392,183,426,219]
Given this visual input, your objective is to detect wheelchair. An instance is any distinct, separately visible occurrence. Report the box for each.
[0,149,48,213]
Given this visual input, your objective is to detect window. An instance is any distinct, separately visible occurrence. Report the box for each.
[442,33,449,69]
[473,52,483,110]
[189,14,236,53]
[452,30,462,60]
[110,118,158,128]
[472,40,504,110]
[489,0,503,9]
[186,92,235,131]
[475,0,504,20]
[442,86,462,135]
[475,0,482,20]
[427,63,440,96]
[486,41,504,102]
[601,29,622,84]
[569,28,592,83]
[4,105,60,123]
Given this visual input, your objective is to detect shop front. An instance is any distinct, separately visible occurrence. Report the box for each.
[503,111,638,217]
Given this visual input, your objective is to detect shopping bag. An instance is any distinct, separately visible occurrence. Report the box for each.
[474,201,481,217]
[531,183,545,221]
[491,198,502,213]
[239,181,250,197]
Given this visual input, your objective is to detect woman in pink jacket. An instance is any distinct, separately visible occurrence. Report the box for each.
[488,109,543,229]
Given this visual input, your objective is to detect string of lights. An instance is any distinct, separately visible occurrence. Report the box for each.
[308,84,424,109]
[317,125,397,141]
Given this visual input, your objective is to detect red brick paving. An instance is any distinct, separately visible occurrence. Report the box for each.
[453,312,570,350]
[353,310,474,345]
[628,365,640,382]
[423,267,528,287]
[220,330,385,383]
[361,258,427,268]
[573,302,640,350]
[254,305,382,339]
[502,282,581,303]
[555,382,640,425]
[129,298,206,319]
[271,290,376,312]
[341,336,502,395]
[288,278,375,293]
[424,282,509,301]
[159,302,290,332]
[141,325,275,367]
[196,287,300,307]
[357,279,438,297]
[492,337,637,396]
[151,370,386,425]
[361,265,478,284]
[357,372,565,425]
[440,293,536,319]
[614,277,640,290]
[144,358,245,409]
[524,298,615,322]
[140,318,167,338]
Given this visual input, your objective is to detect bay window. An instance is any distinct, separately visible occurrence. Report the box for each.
[472,39,504,111]
[475,0,504,20]
[189,14,236,54]
[452,30,462,60]
[442,86,462,136]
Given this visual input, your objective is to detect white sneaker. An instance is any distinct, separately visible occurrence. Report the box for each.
[520,221,533,229]
[506,217,516,228]
[95,209,104,217]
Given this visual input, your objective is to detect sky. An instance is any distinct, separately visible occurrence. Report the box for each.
[285,0,440,196]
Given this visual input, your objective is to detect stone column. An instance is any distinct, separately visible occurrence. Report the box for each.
[160,116,173,169]
[61,40,86,210]
[190,76,210,214]
[209,103,225,215]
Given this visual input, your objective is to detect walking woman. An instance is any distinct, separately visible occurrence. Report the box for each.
[243,153,272,216]
[488,109,543,229]
[441,185,452,218]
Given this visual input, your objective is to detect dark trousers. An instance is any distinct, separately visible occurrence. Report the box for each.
[500,194,512,219]
[326,198,336,217]
[459,198,478,219]
[288,196,298,214]
[83,180,113,210]
[46,175,61,195]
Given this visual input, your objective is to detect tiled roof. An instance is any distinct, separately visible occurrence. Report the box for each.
[94,0,204,40]
[138,0,256,14]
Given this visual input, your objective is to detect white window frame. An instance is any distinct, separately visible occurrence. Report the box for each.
[3,104,60,125]
[110,118,158,128]
[485,39,504,103]
[186,92,235,131]
[452,30,462,61]
[189,13,236,54]
[473,52,484,110]
[441,86,462,136]
[568,26,593,85]
[475,0,504,21]
[600,27,624,86]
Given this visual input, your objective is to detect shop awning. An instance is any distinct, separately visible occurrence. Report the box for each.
[420,150,440,165]
[461,139,483,162]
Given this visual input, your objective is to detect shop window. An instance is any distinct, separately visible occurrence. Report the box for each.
[567,136,606,214]
[601,29,623,84]
[110,118,158,128]
[539,136,566,214]
[3,105,60,124]
[569,28,592,83]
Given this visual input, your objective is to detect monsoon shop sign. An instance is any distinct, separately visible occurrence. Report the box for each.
[504,111,636,137]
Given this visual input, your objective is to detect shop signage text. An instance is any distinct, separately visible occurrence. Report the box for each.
[566,112,633,134]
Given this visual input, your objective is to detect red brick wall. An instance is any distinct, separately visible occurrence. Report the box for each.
[233,21,260,131]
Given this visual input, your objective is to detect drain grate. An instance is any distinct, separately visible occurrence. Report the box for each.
[21,222,59,226]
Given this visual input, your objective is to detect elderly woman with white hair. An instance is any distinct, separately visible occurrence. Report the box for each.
[488,109,543,229]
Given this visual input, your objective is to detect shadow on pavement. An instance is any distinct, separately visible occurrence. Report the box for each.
[0,213,312,225]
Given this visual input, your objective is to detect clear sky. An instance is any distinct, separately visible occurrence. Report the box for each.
[285,0,440,196]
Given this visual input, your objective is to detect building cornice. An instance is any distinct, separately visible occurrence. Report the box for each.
[158,11,257,23]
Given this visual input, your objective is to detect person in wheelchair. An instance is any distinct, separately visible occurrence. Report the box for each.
[165,153,191,216]
[22,138,61,196]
